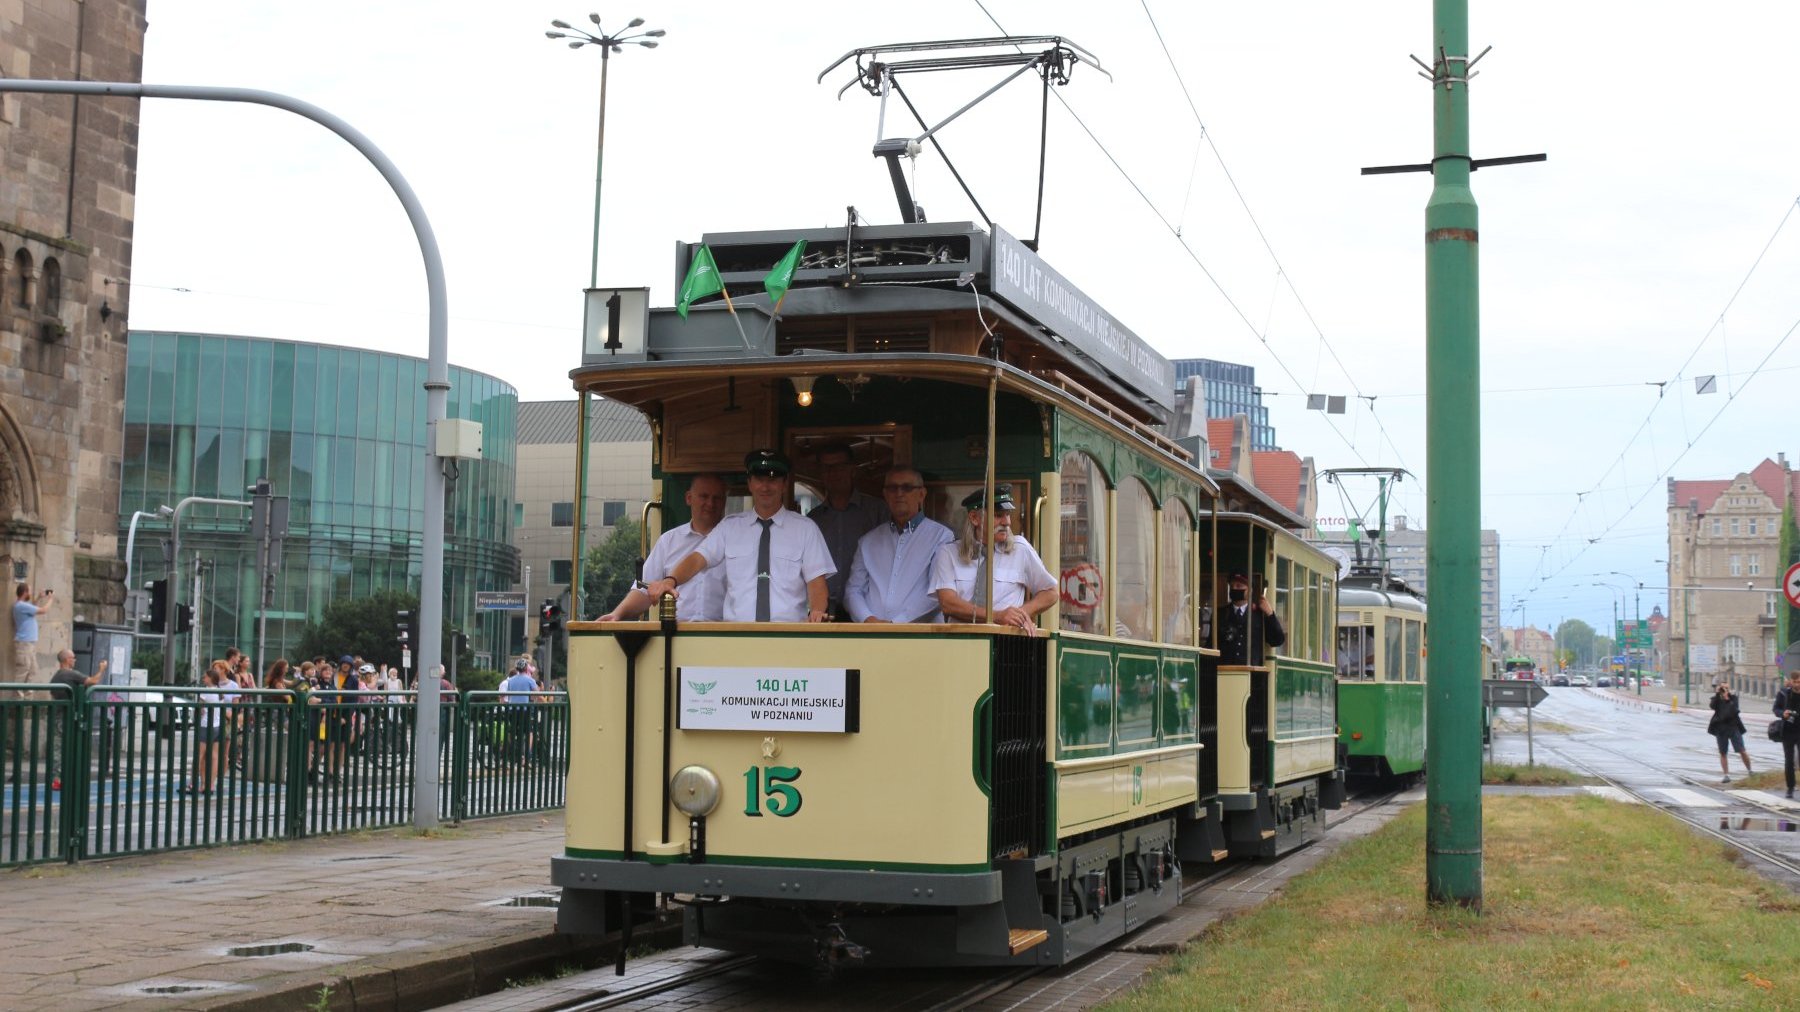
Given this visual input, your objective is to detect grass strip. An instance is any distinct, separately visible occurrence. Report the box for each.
[1482,762,1596,787]
[1105,794,1800,1010]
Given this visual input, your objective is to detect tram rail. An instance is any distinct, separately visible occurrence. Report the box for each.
[515,785,1409,1012]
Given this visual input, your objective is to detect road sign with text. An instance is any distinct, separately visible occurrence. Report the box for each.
[1483,679,1548,708]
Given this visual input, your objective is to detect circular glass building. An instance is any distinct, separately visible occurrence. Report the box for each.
[119,331,519,678]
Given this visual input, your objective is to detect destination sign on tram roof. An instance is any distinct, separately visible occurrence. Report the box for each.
[987,224,1175,412]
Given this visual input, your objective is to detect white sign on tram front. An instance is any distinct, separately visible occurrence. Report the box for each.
[677,666,861,733]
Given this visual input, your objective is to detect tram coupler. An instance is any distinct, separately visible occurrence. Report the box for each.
[815,921,870,968]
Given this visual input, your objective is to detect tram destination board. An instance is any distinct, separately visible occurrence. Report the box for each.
[1483,679,1548,709]
[677,666,861,733]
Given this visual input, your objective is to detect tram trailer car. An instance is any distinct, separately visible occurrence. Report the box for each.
[1334,569,1427,783]
[551,220,1344,967]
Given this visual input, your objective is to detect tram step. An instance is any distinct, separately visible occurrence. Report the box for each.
[1260,830,1277,840]
[1007,928,1050,955]
[1211,849,1230,862]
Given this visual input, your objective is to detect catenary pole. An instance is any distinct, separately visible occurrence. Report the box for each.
[1422,0,1483,910]
[0,80,453,828]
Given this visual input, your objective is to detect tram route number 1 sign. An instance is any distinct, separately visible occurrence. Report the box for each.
[677,666,861,734]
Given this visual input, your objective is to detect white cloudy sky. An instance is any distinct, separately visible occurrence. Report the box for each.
[126,1,1800,635]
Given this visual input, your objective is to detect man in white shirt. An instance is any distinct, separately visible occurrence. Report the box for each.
[599,473,729,622]
[805,443,886,617]
[646,450,835,623]
[845,466,955,623]
[933,483,1057,633]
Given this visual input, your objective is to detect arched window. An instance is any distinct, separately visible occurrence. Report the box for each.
[1159,499,1195,646]
[13,248,32,308]
[1722,635,1745,664]
[38,257,60,316]
[1114,478,1155,640]
[1057,451,1108,634]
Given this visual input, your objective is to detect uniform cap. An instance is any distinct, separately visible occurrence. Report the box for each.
[744,448,791,477]
[358,663,375,674]
[961,483,1017,511]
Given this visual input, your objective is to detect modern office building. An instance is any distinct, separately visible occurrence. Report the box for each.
[513,399,652,641]
[118,331,519,677]
[1,1,148,683]
[1314,517,1502,644]
[1172,358,1277,452]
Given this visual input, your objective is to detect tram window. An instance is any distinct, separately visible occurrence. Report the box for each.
[1159,500,1195,646]
[1384,617,1404,682]
[1337,625,1375,680]
[1404,620,1422,682]
[1115,479,1155,641]
[1309,570,1324,662]
[1275,558,1292,642]
[1058,452,1109,634]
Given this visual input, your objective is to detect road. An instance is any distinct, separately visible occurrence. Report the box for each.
[1489,684,1800,889]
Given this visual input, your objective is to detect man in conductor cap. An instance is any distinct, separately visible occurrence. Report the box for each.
[1218,570,1285,666]
[645,449,836,623]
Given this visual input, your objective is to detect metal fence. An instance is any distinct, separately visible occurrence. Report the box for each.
[0,684,568,867]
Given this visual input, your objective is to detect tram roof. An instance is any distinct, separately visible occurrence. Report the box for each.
[574,220,1178,422]
[1208,470,1308,531]
[1337,570,1427,613]
[568,351,1218,497]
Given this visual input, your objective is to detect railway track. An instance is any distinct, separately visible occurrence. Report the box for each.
[524,785,1410,1012]
[1514,732,1800,882]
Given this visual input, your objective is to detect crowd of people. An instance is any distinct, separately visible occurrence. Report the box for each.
[601,445,1058,631]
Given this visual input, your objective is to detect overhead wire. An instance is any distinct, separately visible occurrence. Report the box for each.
[1513,197,1800,600]
[968,0,1377,468]
[1135,0,1414,472]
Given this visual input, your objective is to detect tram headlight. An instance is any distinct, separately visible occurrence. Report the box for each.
[671,765,722,817]
[791,376,816,407]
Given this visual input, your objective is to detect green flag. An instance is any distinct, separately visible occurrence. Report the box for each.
[676,245,723,319]
[763,240,808,304]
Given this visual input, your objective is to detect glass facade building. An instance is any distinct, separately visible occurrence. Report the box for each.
[120,331,519,675]
[1173,358,1277,452]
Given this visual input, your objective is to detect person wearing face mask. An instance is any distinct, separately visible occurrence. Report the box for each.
[1218,571,1285,666]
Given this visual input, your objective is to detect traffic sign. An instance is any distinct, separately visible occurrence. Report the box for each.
[1483,679,1548,709]
[1783,561,1800,610]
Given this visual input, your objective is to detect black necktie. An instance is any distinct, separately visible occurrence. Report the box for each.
[755,517,773,621]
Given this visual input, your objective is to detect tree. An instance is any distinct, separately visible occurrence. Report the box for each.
[1555,618,1598,668]
[292,589,473,676]
[581,518,642,621]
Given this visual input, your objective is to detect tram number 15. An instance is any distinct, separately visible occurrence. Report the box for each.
[743,765,803,818]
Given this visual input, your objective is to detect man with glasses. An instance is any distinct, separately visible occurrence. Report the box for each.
[805,443,885,619]
[845,467,955,623]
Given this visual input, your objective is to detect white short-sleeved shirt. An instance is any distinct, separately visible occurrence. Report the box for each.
[694,509,836,622]
[845,514,956,622]
[642,522,724,621]
[931,536,1057,619]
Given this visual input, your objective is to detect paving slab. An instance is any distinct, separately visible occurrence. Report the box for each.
[0,811,611,1011]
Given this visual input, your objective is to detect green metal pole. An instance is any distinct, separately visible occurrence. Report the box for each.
[1423,0,1483,911]
[1635,587,1643,695]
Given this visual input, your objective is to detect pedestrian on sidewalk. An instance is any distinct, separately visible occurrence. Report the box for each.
[1776,671,1800,799]
[1707,680,1752,783]
[184,663,228,795]
[47,649,106,790]
[10,583,52,691]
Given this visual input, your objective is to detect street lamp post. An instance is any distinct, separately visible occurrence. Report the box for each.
[1605,571,1646,695]
[545,13,663,625]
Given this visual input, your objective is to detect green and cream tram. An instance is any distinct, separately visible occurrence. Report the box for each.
[552,221,1343,966]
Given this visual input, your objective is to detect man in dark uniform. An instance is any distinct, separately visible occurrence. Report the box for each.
[1218,571,1285,666]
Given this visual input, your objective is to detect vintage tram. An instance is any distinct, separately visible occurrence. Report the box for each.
[1335,567,1428,783]
[551,220,1343,966]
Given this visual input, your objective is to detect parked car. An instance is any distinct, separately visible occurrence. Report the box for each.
[139,690,196,737]
[1570,675,1591,687]
[1552,674,1571,687]
[1596,676,1613,687]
